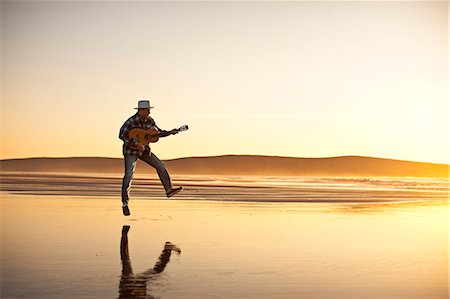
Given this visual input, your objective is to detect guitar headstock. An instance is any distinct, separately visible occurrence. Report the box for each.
[178,125,189,132]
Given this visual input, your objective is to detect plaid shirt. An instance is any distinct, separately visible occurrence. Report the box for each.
[119,113,161,156]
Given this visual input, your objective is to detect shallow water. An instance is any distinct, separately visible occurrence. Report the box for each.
[1,172,448,203]
[0,174,449,298]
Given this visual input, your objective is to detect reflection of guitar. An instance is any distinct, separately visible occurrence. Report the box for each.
[129,125,188,146]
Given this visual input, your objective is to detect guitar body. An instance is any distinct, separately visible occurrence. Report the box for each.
[128,125,188,146]
[129,128,160,145]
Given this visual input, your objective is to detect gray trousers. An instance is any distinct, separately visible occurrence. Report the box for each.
[121,150,172,205]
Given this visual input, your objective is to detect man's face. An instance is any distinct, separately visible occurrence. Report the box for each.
[138,108,150,119]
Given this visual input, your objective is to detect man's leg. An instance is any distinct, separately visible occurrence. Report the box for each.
[140,242,181,277]
[119,225,135,298]
[121,154,138,208]
[139,151,172,193]
[120,225,133,275]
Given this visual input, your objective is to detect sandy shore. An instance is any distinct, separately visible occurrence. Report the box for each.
[1,176,448,299]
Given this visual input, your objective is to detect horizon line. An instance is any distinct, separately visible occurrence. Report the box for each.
[1,154,449,166]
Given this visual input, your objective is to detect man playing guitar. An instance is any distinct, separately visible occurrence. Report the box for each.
[119,100,184,216]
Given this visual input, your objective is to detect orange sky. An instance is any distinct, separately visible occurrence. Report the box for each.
[1,1,448,164]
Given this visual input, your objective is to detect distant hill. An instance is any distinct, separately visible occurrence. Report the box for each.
[0,155,448,178]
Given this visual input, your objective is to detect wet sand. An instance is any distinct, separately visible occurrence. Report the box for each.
[0,173,448,298]
[1,172,448,203]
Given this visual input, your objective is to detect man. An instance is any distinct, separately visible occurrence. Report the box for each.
[119,100,182,216]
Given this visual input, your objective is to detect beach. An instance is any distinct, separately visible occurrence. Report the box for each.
[3,1,448,298]
[1,173,448,299]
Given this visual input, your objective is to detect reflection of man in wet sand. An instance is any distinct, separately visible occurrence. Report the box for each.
[119,225,181,299]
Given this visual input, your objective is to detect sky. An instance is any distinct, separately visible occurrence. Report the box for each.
[1,1,448,164]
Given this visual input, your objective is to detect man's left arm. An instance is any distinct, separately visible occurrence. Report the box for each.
[155,123,177,137]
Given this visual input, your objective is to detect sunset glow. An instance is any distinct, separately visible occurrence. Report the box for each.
[2,1,448,164]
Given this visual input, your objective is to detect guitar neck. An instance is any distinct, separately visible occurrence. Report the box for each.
[158,125,187,138]
[155,130,175,138]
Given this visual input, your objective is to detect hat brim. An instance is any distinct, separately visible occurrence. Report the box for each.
[135,107,154,109]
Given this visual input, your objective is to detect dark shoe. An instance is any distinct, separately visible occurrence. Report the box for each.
[165,241,182,253]
[122,206,130,216]
[166,186,183,198]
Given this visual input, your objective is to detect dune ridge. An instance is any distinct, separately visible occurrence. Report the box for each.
[0,155,448,178]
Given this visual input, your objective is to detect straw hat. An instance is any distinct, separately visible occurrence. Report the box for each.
[135,100,154,109]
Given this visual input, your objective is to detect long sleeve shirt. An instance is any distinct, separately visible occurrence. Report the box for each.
[119,113,162,156]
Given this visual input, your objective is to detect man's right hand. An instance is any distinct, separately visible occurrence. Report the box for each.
[130,143,146,151]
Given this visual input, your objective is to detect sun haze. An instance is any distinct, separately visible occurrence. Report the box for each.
[2,1,448,164]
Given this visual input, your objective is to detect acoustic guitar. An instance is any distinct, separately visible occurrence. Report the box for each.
[128,125,188,146]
